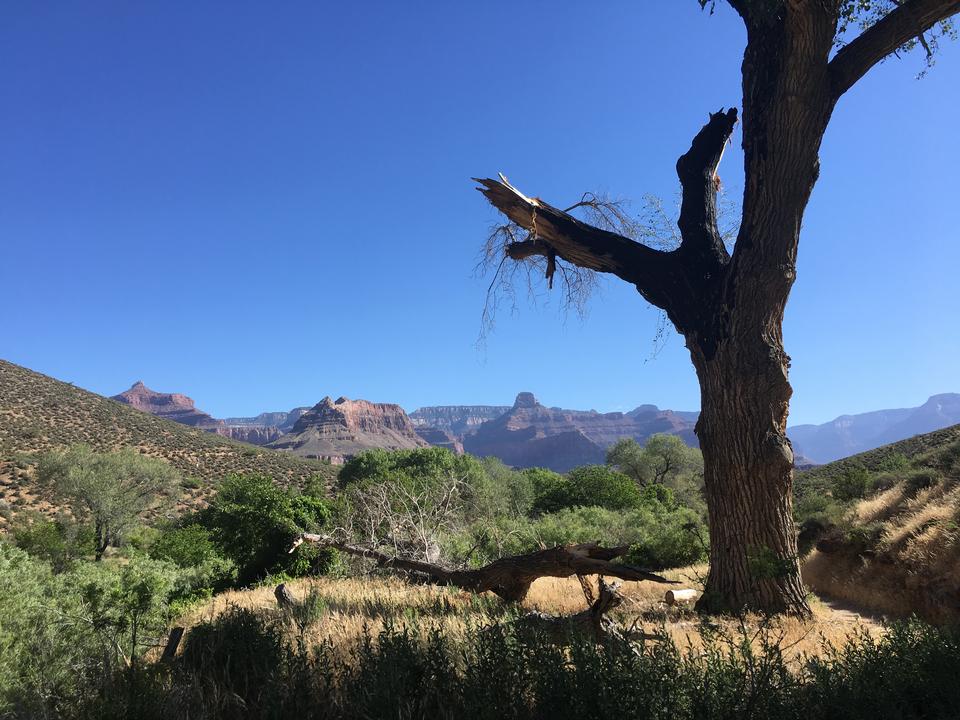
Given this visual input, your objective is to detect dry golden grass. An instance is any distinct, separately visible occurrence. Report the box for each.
[180,568,882,664]
[803,475,960,624]
[853,485,906,525]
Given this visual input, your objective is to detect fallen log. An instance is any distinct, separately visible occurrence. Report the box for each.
[291,534,677,603]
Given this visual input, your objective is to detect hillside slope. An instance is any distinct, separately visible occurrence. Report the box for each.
[799,422,960,623]
[0,360,336,521]
[789,393,960,464]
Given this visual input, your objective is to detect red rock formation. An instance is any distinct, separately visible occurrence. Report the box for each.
[268,396,428,461]
[112,381,224,430]
[414,427,465,455]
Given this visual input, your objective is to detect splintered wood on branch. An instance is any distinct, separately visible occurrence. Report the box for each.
[292,534,676,603]
[474,174,675,300]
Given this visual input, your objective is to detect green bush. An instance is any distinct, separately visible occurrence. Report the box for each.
[532,465,643,515]
[903,468,941,493]
[11,513,94,570]
[0,544,180,717]
[191,474,332,585]
[463,502,706,570]
[833,466,870,502]
[149,524,237,598]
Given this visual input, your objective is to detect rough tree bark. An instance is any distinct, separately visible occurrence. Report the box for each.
[292,534,676,603]
[476,0,960,615]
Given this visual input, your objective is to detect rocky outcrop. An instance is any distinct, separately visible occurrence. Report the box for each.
[112,381,224,430]
[414,427,464,455]
[112,383,304,447]
[409,405,511,436]
[217,425,285,445]
[269,396,428,461]
[222,408,310,433]
[461,392,698,473]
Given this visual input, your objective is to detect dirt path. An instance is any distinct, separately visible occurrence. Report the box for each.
[815,593,887,629]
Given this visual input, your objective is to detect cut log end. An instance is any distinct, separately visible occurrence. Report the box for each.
[664,588,699,606]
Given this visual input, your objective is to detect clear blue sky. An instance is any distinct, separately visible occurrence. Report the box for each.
[2,2,957,426]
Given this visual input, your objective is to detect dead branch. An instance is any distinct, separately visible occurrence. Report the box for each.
[292,535,677,603]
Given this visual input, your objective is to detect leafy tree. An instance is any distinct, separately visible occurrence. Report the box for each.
[476,0,959,614]
[607,435,706,516]
[194,474,330,584]
[533,465,644,515]
[37,445,177,560]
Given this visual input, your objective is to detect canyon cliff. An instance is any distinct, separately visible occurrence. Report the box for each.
[459,392,698,473]
[268,396,428,462]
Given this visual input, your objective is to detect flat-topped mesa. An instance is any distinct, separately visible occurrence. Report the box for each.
[269,395,428,461]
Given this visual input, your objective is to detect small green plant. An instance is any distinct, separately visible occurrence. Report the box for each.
[833,466,870,502]
[747,545,796,580]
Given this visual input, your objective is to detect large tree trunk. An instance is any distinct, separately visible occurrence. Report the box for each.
[691,331,807,614]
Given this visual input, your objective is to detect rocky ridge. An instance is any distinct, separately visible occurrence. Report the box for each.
[268,396,428,462]
[460,392,698,473]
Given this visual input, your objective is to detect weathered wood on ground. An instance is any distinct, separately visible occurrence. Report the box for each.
[291,534,677,603]
[664,588,699,605]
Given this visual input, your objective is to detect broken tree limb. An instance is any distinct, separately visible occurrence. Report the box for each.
[160,626,185,662]
[473,174,678,308]
[275,583,298,611]
[293,535,677,603]
[675,107,737,263]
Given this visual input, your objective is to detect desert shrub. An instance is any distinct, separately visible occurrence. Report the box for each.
[875,452,910,473]
[793,490,843,527]
[833,466,871,502]
[0,544,181,717]
[869,470,901,492]
[903,467,941,493]
[933,439,960,474]
[149,524,237,598]
[191,474,332,585]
